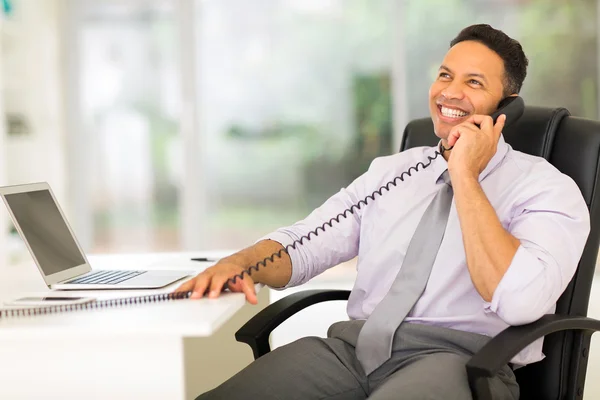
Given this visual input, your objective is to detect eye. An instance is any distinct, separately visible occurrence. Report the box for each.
[469,79,482,86]
[438,72,451,79]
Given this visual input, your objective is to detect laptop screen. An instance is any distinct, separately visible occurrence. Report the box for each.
[4,189,86,276]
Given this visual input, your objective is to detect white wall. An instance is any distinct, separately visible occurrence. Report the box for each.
[0,10,6,268]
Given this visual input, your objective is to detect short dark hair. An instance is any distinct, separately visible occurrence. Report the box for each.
[450,24,528,97]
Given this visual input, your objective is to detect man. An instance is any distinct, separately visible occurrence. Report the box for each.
[177,24,590,399]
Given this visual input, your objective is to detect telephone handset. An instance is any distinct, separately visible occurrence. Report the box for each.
[491,95,525,126]
[226,97,526,288]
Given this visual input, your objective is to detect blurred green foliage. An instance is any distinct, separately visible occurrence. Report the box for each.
[518,0,597,118]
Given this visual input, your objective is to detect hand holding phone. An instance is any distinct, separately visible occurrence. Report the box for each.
[446,96,524,178]
[446,112,505,178]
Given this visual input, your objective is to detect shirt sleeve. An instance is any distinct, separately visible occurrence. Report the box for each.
[258,160,378,290]
[483,173,591,326]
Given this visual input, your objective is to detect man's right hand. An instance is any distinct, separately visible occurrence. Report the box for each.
[175,240,292,304]
[175,262,258,304]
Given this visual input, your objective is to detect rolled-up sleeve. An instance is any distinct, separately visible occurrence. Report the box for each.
[259,161,377,289]
[483,174,591,326]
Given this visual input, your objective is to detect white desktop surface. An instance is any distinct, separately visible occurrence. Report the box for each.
[0,251,269,400]
[0,252,258,338]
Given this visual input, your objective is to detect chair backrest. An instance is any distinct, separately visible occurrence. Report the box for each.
[401,107,600,400]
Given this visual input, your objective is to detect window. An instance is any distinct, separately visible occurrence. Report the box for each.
[68,0,599,253]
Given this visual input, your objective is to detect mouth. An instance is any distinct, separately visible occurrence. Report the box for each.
[436,104,470,123]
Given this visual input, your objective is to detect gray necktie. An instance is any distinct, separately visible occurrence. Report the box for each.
[355,170,453,375]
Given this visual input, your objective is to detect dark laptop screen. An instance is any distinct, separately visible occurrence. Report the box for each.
[4,189,86,276]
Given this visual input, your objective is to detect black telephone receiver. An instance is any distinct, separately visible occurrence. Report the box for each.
[226,97,526,287]
[490,95,525,127]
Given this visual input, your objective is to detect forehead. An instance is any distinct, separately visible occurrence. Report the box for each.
[442,40,505,81]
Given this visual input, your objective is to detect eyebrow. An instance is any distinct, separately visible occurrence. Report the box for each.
[439,65,488,84]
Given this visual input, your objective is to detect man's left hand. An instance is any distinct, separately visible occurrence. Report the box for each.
[446,113,506,180]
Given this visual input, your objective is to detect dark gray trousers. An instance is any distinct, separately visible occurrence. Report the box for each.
[197,320,520,400]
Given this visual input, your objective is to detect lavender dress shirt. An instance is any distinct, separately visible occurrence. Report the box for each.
[263,135,590,366]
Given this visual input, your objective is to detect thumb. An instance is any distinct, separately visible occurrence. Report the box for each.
[447,129,461,147]
[494,114,507,136]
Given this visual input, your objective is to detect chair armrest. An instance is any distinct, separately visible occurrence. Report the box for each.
[467,314,600,400]
[235,289,351,359]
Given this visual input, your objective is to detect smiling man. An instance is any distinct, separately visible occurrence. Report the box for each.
[180,25,590,399]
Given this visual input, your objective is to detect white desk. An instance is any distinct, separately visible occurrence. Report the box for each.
[0,252,270,400]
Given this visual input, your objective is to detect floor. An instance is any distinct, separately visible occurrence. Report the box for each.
[268,260,600,398]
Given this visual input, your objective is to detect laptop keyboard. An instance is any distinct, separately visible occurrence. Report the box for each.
[66,270,147,285]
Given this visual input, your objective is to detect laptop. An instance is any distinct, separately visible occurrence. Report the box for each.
[0,182,191,290]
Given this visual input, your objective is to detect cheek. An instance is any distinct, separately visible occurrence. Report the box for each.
[473,103,497,116]
[429,83,440,100]
[471,93,502,115]
[486,101,501,114]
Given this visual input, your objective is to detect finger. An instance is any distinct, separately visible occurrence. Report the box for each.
[208,274,230,298]
[191,273,212,299]
[479,115,495,134]
[447,126,462,147]
[447,132,459,147]
[493,114,507,137]
[241,277,258,305]
[447,124,478,147]
[464,114,493,127]
[175,277,197,294]
[226,273,247,292]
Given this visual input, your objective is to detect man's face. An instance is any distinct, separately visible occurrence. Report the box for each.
[429,40,507,140]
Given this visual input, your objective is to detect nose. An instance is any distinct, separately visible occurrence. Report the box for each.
[441,80,465,100]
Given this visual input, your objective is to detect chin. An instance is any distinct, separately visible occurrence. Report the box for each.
[432,123,450,141]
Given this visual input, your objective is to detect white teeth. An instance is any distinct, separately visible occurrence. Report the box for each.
[441,106,467,118]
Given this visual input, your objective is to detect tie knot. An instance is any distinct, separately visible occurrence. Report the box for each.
[440,170,452,186]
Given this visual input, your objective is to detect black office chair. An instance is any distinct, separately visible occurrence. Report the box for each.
[235,106,600,400]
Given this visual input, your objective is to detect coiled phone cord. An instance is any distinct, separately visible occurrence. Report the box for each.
[227,146,448,287]
[1,291,193,318]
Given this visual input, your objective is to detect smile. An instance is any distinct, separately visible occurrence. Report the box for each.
[437,105,469,120]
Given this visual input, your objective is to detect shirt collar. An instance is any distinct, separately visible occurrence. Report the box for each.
[428,134,509,184]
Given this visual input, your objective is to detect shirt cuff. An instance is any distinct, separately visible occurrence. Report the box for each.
[483,245,545,314]
[255,231,305,290]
